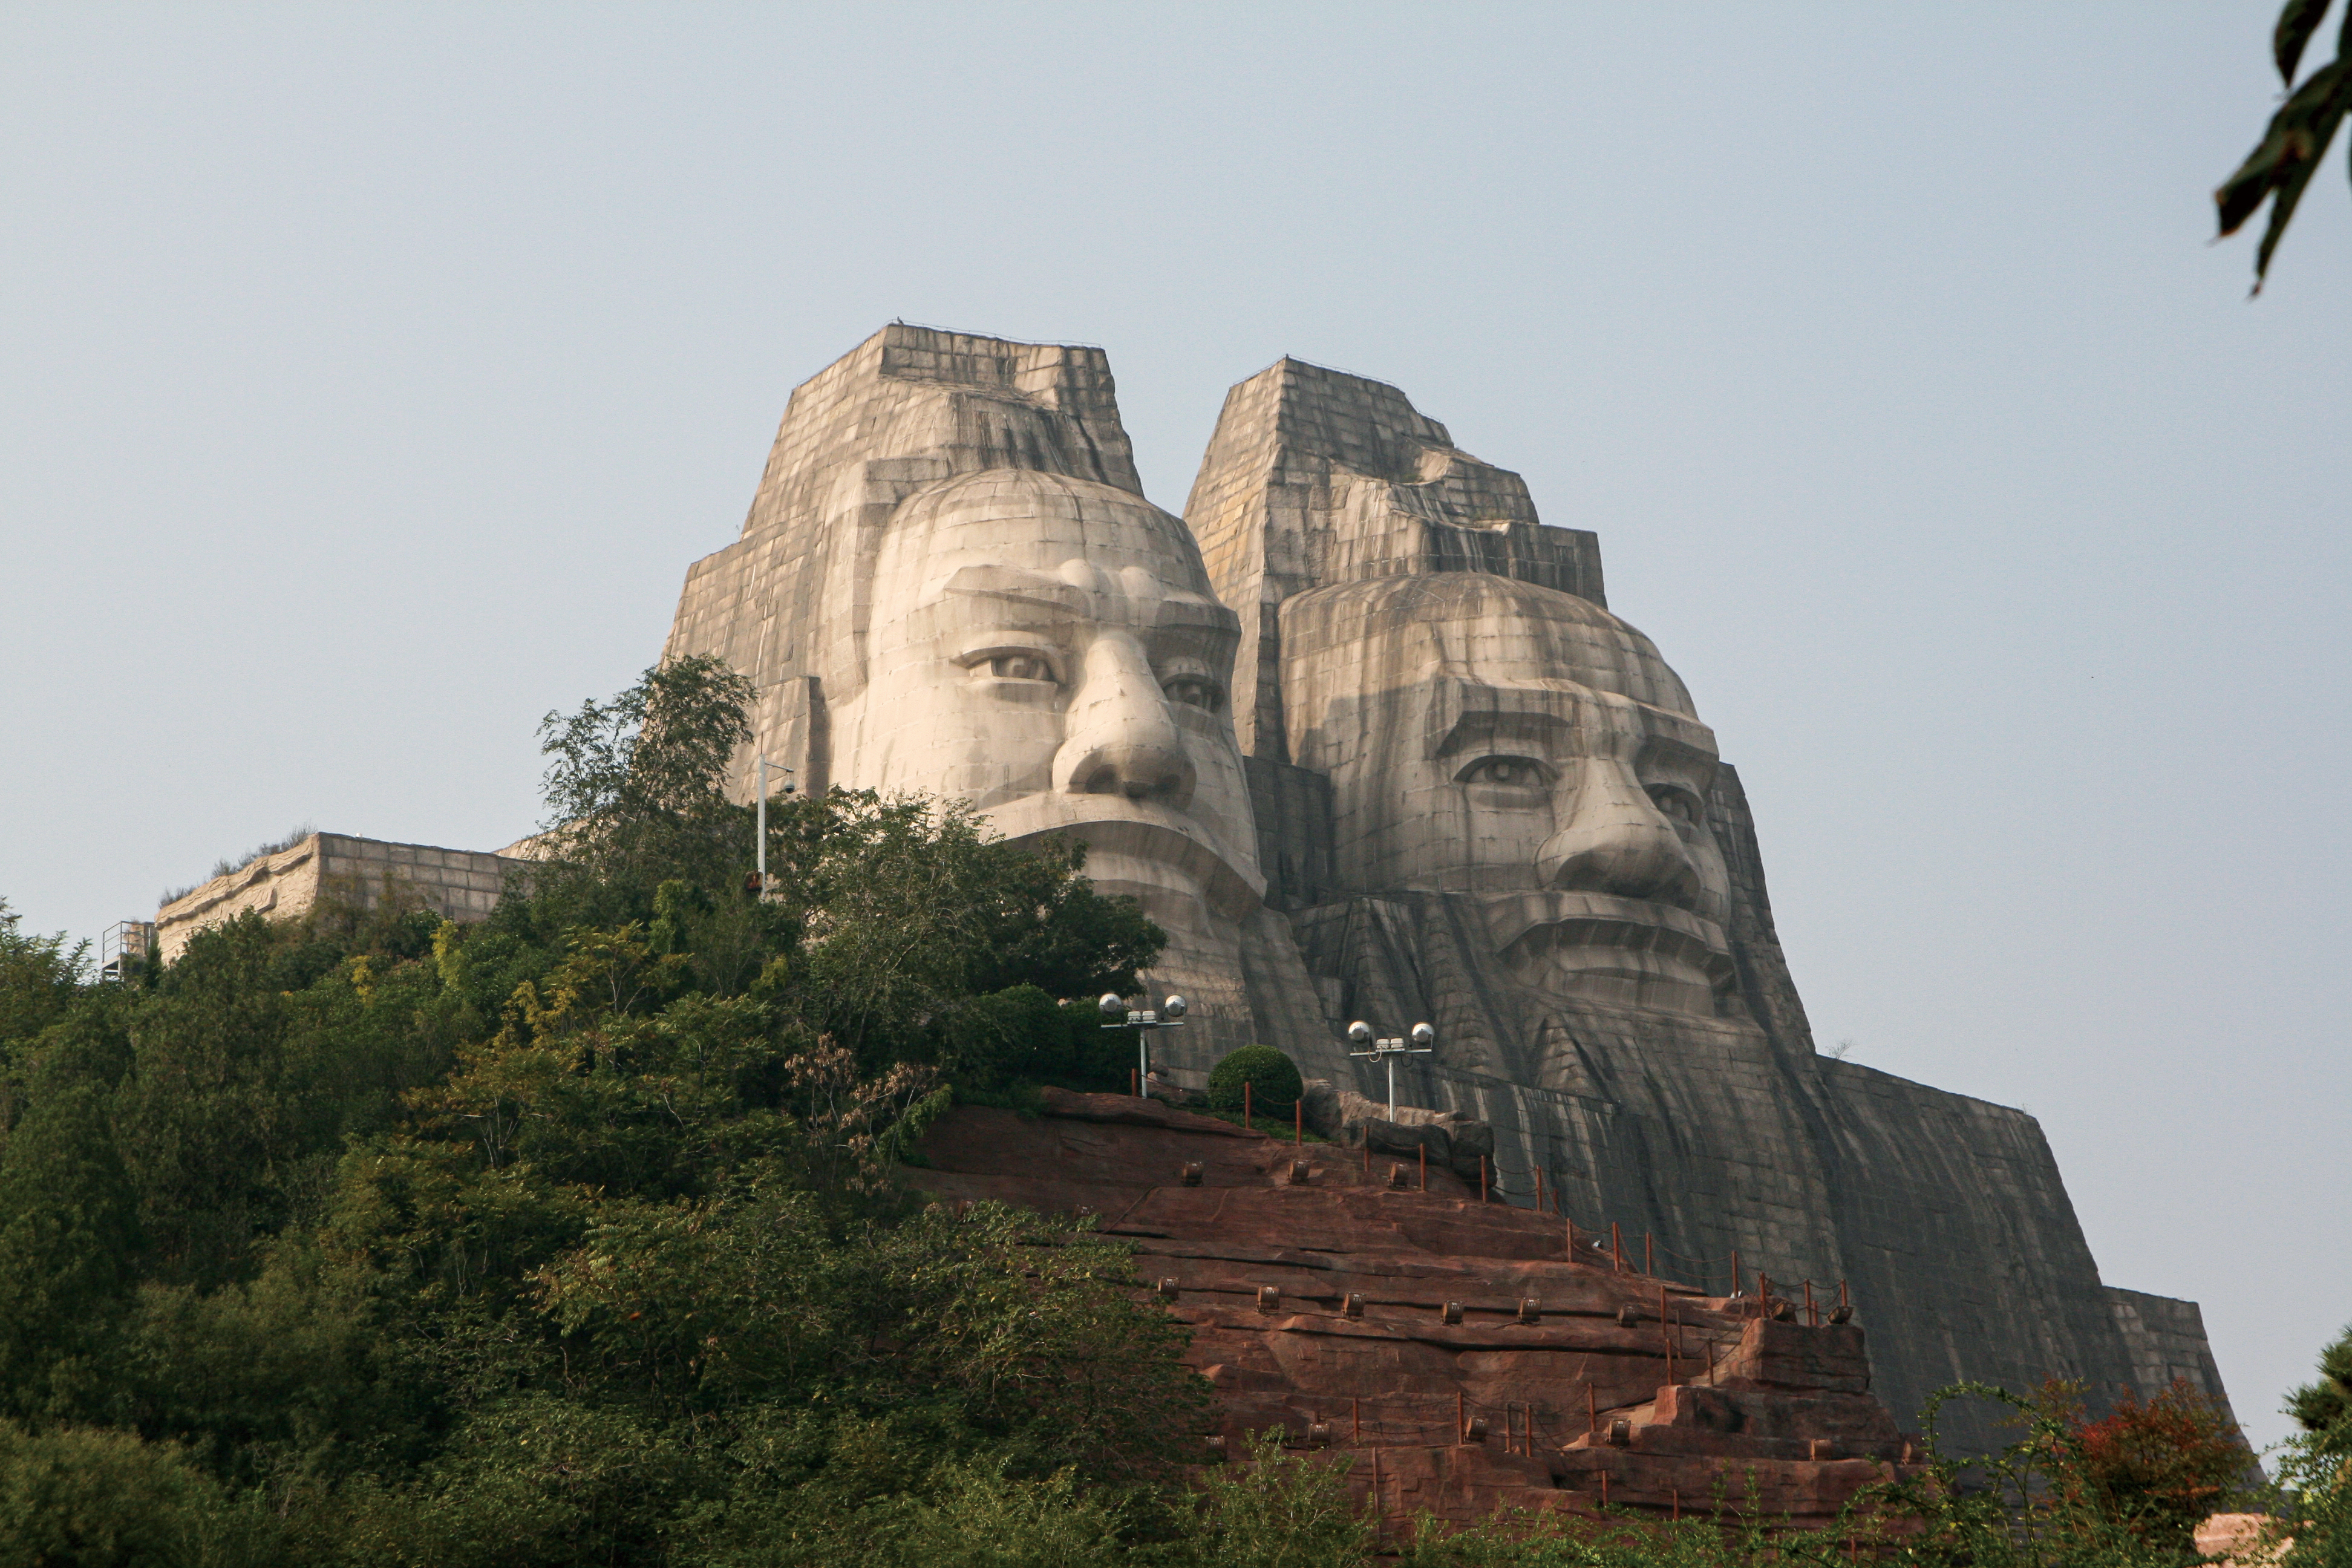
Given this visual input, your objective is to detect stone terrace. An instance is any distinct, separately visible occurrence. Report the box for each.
[914,1090,1929,1535]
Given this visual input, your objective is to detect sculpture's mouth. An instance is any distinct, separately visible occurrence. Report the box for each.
[1478,890,1735,1014]
[985,794,1264,926]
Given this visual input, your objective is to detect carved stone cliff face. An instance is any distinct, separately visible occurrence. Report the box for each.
[1282,572,1734,1021]
[656,331,2229,1455]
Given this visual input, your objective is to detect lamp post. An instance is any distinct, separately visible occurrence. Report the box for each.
[1100,993,1186,1100]
[1348,1019,1435,1119]
[751,754,795,895]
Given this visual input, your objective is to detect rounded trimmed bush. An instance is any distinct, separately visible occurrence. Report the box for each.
[1207,1045,1302,1116]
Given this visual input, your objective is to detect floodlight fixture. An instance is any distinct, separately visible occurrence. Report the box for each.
[1348,1020,1436,1120]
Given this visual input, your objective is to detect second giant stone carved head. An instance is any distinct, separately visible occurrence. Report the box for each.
[1281,572,1736,1016]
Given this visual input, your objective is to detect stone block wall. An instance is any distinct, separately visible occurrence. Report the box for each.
[155,832,527,961]
[2106,1287,2241,1419]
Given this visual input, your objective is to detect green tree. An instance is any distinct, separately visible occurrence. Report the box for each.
[0,1419,266,1568]
[2217,0,2352,290]
[0,898,84,1060]
[2292,1323,2352,1455]
[534,653,757,912]
[0,1080,141,1421]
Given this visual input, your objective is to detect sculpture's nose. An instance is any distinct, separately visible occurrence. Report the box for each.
[1535,755,1701,907]
[1051,633,1196,805]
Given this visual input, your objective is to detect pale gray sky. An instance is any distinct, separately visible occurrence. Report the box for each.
[3,3,2344,1451]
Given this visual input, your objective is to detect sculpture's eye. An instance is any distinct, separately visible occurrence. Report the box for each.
[1648,786,1702,825]
[1461,756,1550,789]
[1162,675,1222,711]
[986,653,1056,682]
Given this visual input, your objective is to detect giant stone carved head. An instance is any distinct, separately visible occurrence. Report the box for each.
[662,327,1270,1073]
[1281,573,1736,1016]
[837,468,1260,942]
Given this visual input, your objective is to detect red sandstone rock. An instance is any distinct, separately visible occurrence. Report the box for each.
[913,1092,1927,1533]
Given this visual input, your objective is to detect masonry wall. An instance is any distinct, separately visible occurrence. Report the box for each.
[2106,1287,2241,1419]
[156,832,526,961]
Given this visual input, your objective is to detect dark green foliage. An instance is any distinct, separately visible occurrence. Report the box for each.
[0,899,85,1063]
[2278,1325,2352,1568]
[1207,1045,1302,1115]
[0,659,1207,1563]
[2216,0,2352,290]
[0,1082,140,1420]
[0,1419,270,1568]
[2292,1322,2352,1453]
[534,653,757,910]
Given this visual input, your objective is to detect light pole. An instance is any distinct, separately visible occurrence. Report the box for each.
[1348,1019,1435,1119]
[753,754,795,895]
[1100,993,1186,1099]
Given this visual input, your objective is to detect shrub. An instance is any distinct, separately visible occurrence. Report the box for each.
[0,1420,267,1568]
[1207,1047,1302,1116]
[2016,1377,2253,1550]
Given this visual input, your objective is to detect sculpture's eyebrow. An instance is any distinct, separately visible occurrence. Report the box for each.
[938,564,1089,617]
[1433,704,1572,759]
[1640,728,1719,775]
[1149,598,1241,635]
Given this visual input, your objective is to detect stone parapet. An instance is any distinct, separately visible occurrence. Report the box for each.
[155,832,531,961]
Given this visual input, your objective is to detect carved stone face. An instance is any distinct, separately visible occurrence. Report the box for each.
[1282,573,1735,1015]
[840,469,1262,940]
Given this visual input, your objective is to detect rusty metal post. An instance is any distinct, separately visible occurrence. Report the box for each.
[1480,1155,1488,1202]
[1601,1469,1609,1508]
[1295,1099,1302,1145]
[1612,1222,1624,1272]
[1731,1249,1741,1296]
[1840,1278,1849,1310]
[1130,1067,1137,1096]
[1244,1080,1252,1126]
[1645,1232,1654,1275]
[1419,1143,1427,1191]
[1535,1167,1545,1213]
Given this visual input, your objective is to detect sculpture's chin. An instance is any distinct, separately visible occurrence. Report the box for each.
[984,794,1266,928]
[985,792,1267,1086]
[1478,890,1736,1017]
